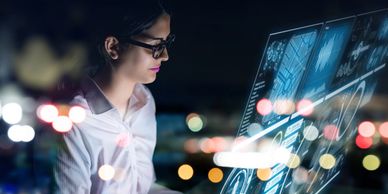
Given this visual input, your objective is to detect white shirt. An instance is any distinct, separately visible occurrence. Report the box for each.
[54,77,160,194]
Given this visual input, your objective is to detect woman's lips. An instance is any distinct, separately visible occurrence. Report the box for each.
[149,67,160,72]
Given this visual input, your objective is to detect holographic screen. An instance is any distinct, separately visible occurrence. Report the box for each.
[218,9,388,194]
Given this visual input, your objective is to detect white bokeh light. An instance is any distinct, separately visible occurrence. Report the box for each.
[303,125,319,141]
[7,125,35,142]
[8,125,23,142]
[52,116,73,132]
[98,164,115,181]
[37,104,58,123]
[69,106,86,123]
[2,103,23,124]
[22,125,35,142]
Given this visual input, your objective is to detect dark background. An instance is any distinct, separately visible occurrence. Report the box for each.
[0,0,387,193]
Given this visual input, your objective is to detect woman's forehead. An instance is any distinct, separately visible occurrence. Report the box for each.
[143,13,171,39]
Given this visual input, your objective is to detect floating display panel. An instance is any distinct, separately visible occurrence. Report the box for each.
[220,9,387,194]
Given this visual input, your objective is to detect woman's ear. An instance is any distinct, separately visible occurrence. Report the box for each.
[104,36,120,60]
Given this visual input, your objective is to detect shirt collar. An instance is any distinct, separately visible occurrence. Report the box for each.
[80,76,148,115]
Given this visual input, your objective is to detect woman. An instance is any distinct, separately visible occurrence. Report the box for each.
[54,1,180,193]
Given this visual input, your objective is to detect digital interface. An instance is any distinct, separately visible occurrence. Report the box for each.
[220,9,388,194]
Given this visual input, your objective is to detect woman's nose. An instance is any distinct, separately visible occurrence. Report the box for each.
[159,48,169,62]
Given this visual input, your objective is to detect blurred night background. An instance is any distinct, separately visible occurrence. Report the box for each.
[0,0,388,193]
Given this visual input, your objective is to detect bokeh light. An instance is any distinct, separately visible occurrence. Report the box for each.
[52,116,73,132]
[186,113,199,123]
[199,137,216,153]
[319,154,336,170]
[7,125,35,142]
[323,124,339,141]
[292,167,308,184]
[273,99,295,115]
[178,164,194,180]
[212,137,227,152]
[286,154,301,169]
[256,168,272,181]
[303,125,319,141]
[69,106,86,123]
[2,102,23,124]
[184,138,200,154]
[115,133,131,148]
[378,122,388,138]
[208,168,223,183]
[247,123,263,137]
[7,125,23,142]
[37,104,58,123]
[355,135,373,149]
[98,164,115,181]
[296,99,313,116]
[14,37,67,90]
[21,125,35,142]
[187,115,204,132]
[362,154,380,171]
[358,121,375,138]
[256,98,272,116]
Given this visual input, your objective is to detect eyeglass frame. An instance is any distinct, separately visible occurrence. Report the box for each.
[118,34,175,59]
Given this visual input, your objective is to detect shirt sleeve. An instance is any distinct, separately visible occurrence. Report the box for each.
[148,183,183,194]
[54,124,92,194]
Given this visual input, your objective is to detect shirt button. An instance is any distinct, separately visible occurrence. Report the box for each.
[115,132,133,148]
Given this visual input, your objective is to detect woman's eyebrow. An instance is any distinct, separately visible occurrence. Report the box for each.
[140,33,170,41]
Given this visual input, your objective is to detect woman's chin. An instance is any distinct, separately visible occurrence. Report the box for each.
[142,76,157,84]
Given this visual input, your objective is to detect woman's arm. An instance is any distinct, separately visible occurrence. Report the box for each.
[54,124,92,194]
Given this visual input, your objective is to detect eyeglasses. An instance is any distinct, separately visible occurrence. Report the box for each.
[119,34,175,59]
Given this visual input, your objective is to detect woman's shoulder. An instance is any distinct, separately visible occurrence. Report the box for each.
[69,94,89,109]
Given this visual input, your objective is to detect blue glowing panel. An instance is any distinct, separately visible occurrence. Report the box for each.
[300,83,364,194]
[221,117,308,194]
[263,118,307,194]
[332,10,388,87]
[363,13,386,107]
[360,78,378,107]
[366,12,388,71]
[221,168,257,194]
[235,24,322,137]
[221,9,387,194]
[262,30,319,125]
[297,18,354,101]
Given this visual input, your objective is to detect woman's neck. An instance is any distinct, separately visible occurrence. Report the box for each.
[93,66,136,117]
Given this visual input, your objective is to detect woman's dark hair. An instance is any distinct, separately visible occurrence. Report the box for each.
[86,0,170,76]
[53,0,171,102]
